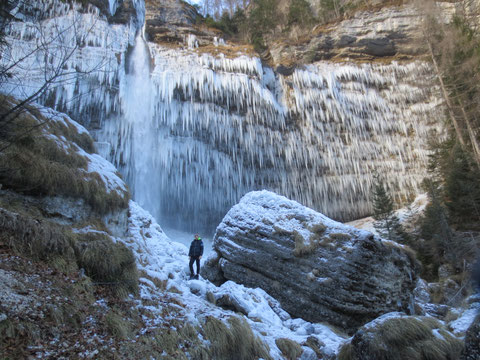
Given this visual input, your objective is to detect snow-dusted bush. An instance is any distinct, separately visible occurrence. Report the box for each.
[338,314,464,360]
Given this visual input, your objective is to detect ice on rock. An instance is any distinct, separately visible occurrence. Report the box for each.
[449,305,480,335]
[124,200,188,282]
[0,1,446,233]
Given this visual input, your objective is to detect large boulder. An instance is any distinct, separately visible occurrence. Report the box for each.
[203,191,419,333]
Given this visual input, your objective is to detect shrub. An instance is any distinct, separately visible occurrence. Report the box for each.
[76,238,139,296]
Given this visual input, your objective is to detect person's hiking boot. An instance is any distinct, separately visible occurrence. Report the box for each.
[189,274,195,280]
[194,274,199,280]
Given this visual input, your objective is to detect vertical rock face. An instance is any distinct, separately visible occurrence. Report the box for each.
[1,0,448,232]
[203,191,418,333]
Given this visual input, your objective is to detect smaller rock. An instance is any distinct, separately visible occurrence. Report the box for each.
[413,279,430,303]
[438,264,455,280]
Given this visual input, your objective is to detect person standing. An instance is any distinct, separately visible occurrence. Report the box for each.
[188,234,204,279]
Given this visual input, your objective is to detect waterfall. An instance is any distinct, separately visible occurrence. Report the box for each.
[117,31,156,210]
[99,47,444,233]
[0,2,446,234]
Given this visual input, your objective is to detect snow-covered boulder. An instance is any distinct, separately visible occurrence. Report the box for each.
[203,190,419,333]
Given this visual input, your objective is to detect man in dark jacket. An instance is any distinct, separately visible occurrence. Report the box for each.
[188,234,204,279]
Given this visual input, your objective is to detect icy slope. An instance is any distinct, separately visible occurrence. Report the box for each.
[122,199,348,359]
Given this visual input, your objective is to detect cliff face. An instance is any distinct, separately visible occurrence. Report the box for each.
[270,2,457,65]
[0,0,452,232]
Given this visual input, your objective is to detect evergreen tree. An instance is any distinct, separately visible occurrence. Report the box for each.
[419,178,455,272]
[443,143,480,227]
[288,0,316,27]
[247,0,279,52]
[371,175,408,242]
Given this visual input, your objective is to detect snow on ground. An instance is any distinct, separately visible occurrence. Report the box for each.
[122,200,348,359]
[449,302,480,336]
[347,194,428,234]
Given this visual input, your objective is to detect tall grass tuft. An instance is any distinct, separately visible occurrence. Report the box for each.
[201,316,272,360]
[338,315,464,360]
[76,237,139,296]
[275,338,303,360]
[0,96,129,214]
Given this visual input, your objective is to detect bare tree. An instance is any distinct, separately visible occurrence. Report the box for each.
[0,4,111,152]
[418,0,480,166]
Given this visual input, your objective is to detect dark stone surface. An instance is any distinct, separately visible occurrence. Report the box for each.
[463,314,480,360]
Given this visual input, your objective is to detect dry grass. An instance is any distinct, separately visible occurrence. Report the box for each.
[309,223,327,235]
[105,310,132,340]
[195,43,257,59]
[0,96,129,215]
[206,291,216,304]
[275,338,303,360]
[77,237,138,296]
[201,316,272,360]
[382,240,418,267]
[338,316,464,360]
[338,343,354,360]
[0,207,138,296]
[0,207,77,260]
[328,232,351,242]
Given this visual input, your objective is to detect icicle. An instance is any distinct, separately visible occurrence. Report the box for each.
[0,5,446,232]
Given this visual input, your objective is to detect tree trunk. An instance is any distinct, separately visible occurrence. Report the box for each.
[425,37,468,148]
[459,100,480,166]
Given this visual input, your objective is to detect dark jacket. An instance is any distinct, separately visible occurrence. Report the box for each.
[189,239,204,257]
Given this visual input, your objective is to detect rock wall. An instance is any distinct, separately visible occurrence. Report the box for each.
[203,191,419,333]
[270,2,457,65]
[0,0,454,232]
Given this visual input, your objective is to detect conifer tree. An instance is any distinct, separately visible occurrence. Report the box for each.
[371,175,408,242]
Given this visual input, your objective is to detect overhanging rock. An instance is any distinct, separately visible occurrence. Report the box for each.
[203,190,419,333]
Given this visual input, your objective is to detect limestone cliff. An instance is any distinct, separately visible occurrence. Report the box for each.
[0,0,456,231]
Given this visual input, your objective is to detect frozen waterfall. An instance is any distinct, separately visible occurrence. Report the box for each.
[100,44,444,232]
[0,3,445,233]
